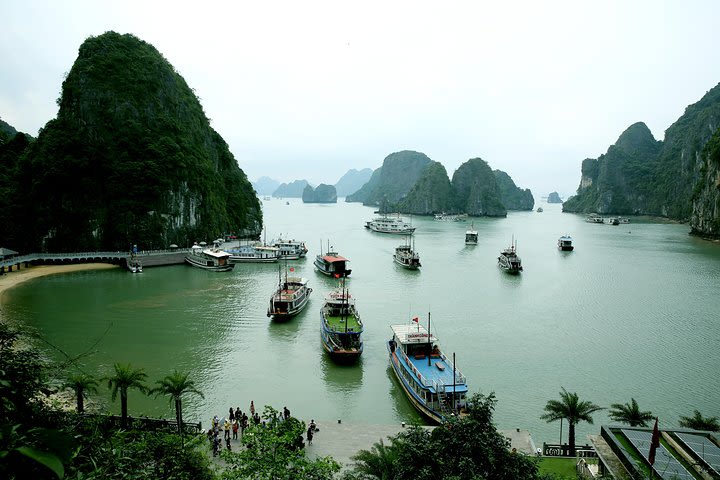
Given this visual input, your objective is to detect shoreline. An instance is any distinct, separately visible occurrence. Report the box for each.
[0,263,119,305]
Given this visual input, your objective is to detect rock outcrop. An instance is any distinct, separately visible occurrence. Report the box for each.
[451,158,507,217]
[397,162,454,214]
[302,184,337,203]
[8,31,261,252]
[493,170,534,210]
[690,128,720,237]
[273,180,310,198]
[334,168,373,197]
[547,192,562,203]
[345,151,433,206]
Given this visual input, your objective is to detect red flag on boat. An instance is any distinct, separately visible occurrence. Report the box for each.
[412,316,419,323]
[648,417,660,465]
[334,273,340,278]
[289,267,295,272]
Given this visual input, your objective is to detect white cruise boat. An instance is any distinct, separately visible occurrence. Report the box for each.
[271,238,308,260]
[185,244,234,272]
[465,223,478,245]
[365,214,416,235]
[226,243,280,263]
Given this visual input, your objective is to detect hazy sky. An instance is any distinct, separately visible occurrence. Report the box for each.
[2,1,720,198]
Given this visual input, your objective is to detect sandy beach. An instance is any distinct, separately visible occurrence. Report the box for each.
[0,263,118,305]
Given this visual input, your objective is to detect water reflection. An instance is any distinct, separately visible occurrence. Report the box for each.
[385,366,425,425]
[320,353,363,394]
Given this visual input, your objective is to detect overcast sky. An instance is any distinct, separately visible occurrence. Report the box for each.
[2,1,720,198]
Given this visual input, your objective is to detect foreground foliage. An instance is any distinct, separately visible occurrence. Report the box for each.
[345,392,549,480]
[541,388,603,457]
[608,398,654,427]
[221,405,341,480]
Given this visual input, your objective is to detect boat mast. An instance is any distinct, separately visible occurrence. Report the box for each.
[453,352,456,412]
[427,311,432,366]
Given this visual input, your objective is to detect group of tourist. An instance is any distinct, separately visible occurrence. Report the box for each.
[207,401,317,456]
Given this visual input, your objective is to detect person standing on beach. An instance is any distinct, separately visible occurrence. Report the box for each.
[250,400,255,416]
[223,418,230,440]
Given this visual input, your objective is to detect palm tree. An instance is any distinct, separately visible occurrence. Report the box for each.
[63,373,98,413]
[679,410,719,432]
[541,387,603,456]
[608,398,653,427]
[151,370,204,434]
[350,438,398,479]
[106,362,148,428]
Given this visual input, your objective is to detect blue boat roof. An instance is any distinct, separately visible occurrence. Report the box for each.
[405,355,467,393]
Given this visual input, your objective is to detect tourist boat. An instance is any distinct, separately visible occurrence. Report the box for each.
[185,244,234,272]
[365,214,416,234]
[558,235,574,251]
[226,243,280,263]
[393,238,421,269]
[271,238,308,260]
[387,316,468,424]
[498,239,522,274]
[320,282,363,362]
[267,273,312,320]
[585,213,604,224]
[434,213,468,222]
[618,217,630,224]
[465,223,478,245]
[607,217,620,225]
[127,258,142,273]
[314,243,351,277]
[536,207,544,212]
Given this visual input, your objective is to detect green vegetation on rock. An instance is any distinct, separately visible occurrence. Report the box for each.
[1,31,261,252]
[451,158,507,217]
[494,169,534,210]
[397,162,454,214]
[302,183,338,203]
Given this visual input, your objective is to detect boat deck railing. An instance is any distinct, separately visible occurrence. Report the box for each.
[398,349,466,392]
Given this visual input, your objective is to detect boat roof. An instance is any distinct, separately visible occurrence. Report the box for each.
[284,276,308,285]
[323,255,348,262]
[559,235,572,240]
[256,245,279,252]
[203,249,231,258]
[391,323,437,344]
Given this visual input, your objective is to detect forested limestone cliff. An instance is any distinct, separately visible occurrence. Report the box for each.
[564,82,720,236]
[2,31,261,252]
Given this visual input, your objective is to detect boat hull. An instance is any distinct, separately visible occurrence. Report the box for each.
[387,342,444,424]
[393,256,420,269]
[320,331,363,363]
[367,225,416,235]
[268,287,311,321]
[558,245,574,251]
[184,256,234,272]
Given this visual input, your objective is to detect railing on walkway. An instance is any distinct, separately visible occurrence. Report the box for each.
[65,412,203,434]
[0,249,189,269]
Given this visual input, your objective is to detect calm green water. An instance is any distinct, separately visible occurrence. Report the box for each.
[2,200,719,445]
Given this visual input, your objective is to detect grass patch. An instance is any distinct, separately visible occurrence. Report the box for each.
[537,457,577,478]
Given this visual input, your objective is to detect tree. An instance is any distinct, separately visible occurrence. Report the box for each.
[62,373,98,414]
[679,410,719,432]
[608,398,653,427]
[105,363,148,428]
[347,392,545,480]
[151,370,204,434]
[541,387,603,456]
[221,405,340,480]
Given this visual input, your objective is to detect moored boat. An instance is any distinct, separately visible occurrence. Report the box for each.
[127,254,143,273]
[498,239,522,274]
[320,284,363,362]
[387,317,468,424]
[585,213,604,224]
[314,243,351,277]
[365,214,416,234]
[393,238,421,269]
[226,243,280,263]
[185,244,234,272]
[558,235,574,251]
[267,275,312,320]
[465,223,478,245]
[271,238,308,260]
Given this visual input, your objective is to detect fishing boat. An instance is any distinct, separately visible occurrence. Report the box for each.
[267,272,312,320]
[126,253,143,273]
[393,238,421,269]
[365,214,416,234]
[185,244,234,272]
[498,238,522,274]
[314,242,351,277]
[226,243,280,263]
[558,235,574,251]
[465,223,478,245]
[271,238,308,260]
[585,213,604,224]
[320,281,363,362]
[387,316,468,424]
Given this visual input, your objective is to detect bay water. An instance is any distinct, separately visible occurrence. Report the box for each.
[2,200,719,446]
